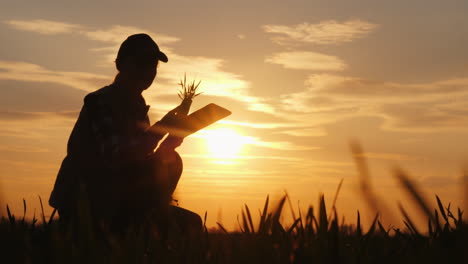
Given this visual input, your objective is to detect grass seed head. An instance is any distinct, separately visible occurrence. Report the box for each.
[178,73,202,101]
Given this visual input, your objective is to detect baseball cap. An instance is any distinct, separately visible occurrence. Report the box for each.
[116,33,168,67]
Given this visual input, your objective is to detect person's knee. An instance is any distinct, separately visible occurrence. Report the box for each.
[171,206,203,230]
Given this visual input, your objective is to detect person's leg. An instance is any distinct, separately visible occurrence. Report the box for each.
[169,205,203,236]
[109,151,186,232]
[151,148,183,196]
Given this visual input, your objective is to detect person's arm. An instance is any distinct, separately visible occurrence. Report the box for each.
[85,94,162,165]
[147,104,185,136]
[149,105,186,152]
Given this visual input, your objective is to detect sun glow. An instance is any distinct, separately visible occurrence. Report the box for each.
[203,128,253,163]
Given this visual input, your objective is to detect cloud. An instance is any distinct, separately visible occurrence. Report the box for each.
[380,102,468,131]
[254,140,319,151]
[4,19,178,45]
[0,159,56,170]
[263,19,378,46]
[421,175,458,189]
[0,60,109,92]
[0,145,49,153]
[82,25,179,44]
[0,111,42,121]
[357,152,419,161]
[0,79,86,113]
[4,19,82,35]
[304,75,468,99]
[192,129,319,151]
[265,51,346,71]
[218,120,300,129]
[182,153,301,162]
[278,127,327,137]
[279,74,468,131]
[0,110,77,121]
[0,111,75,139]
[3,19,179,69]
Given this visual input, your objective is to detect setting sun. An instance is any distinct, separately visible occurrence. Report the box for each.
[202,128,252,161]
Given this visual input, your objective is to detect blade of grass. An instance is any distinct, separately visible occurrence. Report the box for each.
[328,179,344,223]
[366,213,379,236]
[6,204,15,224]
[350,141,380,214]
[21,199,26,224]
[356,210,362,237]
[377,220,388,236]
[436,195,448,222]
[318,194,328,235]
[241,210,250,233]
[203,211,208,232]
[395,168,436,224]
[272,195,287,224]
[398,202,421,237]
[272,195,287,234]
[285,191,297,222]
[216,222,228,233]
[38,196,46,225]
[237,215,244,233]
[428,218,433,236]
[244,204,255,233]
[47,208,57,225]
[298,201,304,236]
[332,178,344,210]
[287,218,301,234]
[258,195,269,234]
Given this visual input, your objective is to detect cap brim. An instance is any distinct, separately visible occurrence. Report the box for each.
[158,51,168,63]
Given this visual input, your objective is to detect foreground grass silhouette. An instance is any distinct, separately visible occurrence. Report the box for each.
[1,143,468,263]
[1,193,467,263]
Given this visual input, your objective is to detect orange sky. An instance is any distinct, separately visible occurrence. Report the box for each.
[1,0,468,229]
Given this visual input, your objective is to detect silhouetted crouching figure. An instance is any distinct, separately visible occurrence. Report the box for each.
[48,34,202,237]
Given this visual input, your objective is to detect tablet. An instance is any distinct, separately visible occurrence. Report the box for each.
[164,103,231,138]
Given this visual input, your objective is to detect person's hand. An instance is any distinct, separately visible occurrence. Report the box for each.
[159,105,184,129]
[159,136,184,151]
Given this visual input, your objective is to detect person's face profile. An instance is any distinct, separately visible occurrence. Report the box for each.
[127,56,158,92]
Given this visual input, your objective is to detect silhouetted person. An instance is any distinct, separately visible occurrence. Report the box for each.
[49,33,202,236]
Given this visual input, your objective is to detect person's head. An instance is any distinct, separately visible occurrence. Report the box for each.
[115,33,168,93]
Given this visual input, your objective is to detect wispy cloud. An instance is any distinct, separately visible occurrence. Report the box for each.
[82,25,179,44]
[0,145,49,153]
[4,19,82,35]
[263,19,378,46]
[278,127,327,137]
[357,152,420,161]
[280,74,468,131]
[4,19,178,45]
[380,102,468,131]
[182,153,301,161]
[0,159,57,170]
[265,51,346,71]
[303,75,468,99]
[0,110,78,121]
[0,61,109,92]
[254,140,319,151]
[0,111,75,139]
[192,129,319,151]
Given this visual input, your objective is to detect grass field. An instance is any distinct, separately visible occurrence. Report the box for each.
[1,144,467,263]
